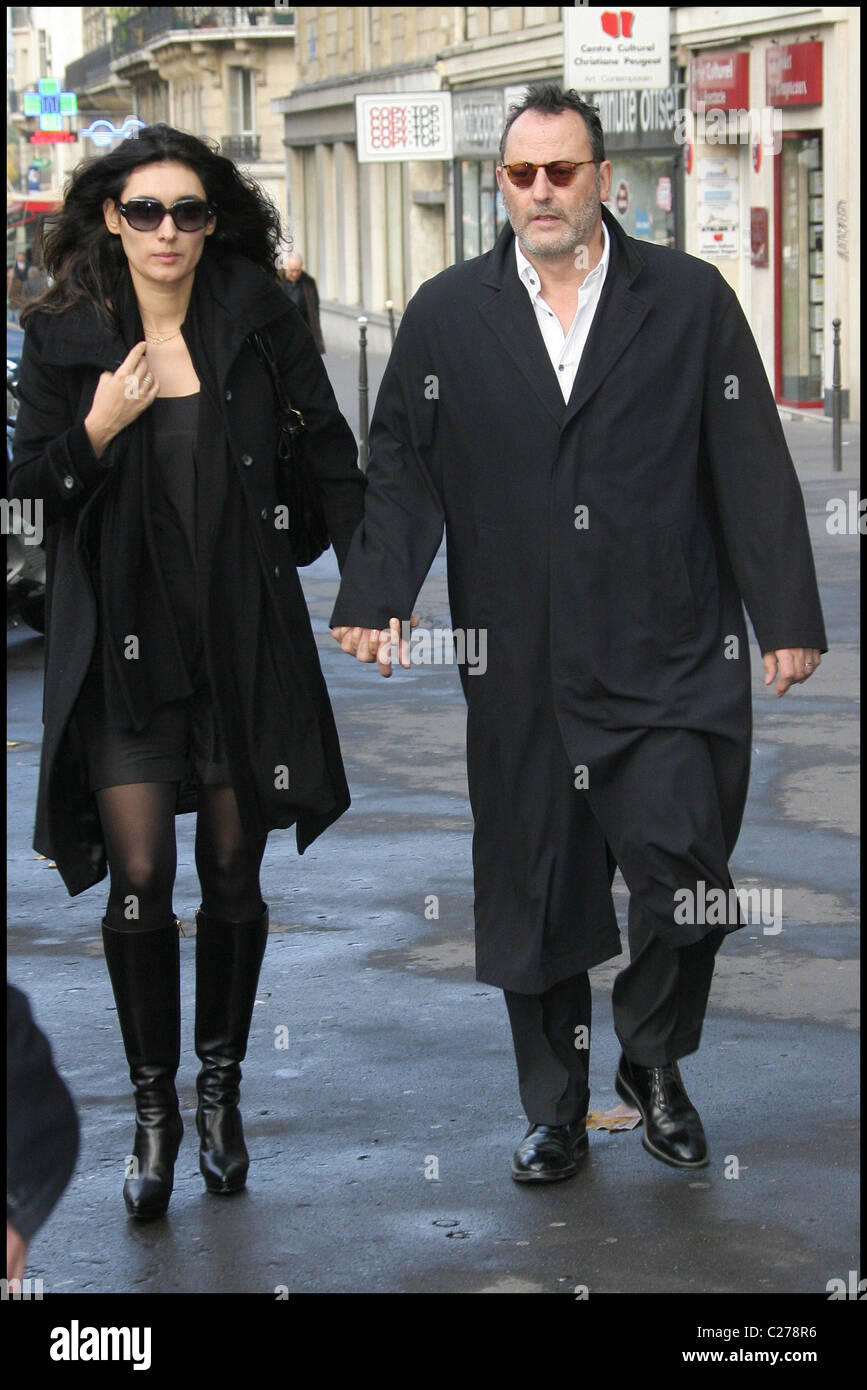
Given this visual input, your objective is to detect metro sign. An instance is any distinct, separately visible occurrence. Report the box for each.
[22,77,77,131]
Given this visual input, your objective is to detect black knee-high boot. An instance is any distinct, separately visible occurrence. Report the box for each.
[194,904,269,1194]
[101,916,184,1220]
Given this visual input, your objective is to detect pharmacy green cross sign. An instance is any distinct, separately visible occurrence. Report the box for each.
[22,78,78,131]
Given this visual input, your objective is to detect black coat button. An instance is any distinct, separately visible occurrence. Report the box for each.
[225,389,232,401]
[241,453,253,466]
[63,475,75,489]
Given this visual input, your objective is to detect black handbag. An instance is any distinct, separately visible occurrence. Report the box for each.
[248,327,330,566]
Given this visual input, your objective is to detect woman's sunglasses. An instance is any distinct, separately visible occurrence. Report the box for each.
[116,197,216,232]
[501,160,598,189]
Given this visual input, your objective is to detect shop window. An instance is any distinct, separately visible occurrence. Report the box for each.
[458,159,508,260]
[606,155,676,246]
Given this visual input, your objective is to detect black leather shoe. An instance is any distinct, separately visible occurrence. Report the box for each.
[510,1119,589,1183]
[101,917,183,1220]
[194,904,269,1195]
[615,1052,708,1169]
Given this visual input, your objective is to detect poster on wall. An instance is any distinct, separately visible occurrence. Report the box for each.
[563,6,670,91]
[696,154,739,258]
[355,94,454,163]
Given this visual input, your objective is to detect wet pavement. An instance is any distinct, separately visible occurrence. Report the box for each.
[6,350,859,1303]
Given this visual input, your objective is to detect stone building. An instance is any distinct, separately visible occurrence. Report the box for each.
[274,6,859,420]
[63,6,298,229]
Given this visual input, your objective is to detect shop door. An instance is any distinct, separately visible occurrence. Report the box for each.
[456,159,508,260]
[775,133,824,405]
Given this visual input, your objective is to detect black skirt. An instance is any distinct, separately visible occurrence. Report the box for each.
[74,393,230,791]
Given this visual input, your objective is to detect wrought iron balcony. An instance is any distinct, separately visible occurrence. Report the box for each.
[109,8,291,60]
[221,134,261,162]
[65,42,114,93]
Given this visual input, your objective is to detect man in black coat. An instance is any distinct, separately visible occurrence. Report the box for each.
[280,253,325,354]
[330,84,826,1183]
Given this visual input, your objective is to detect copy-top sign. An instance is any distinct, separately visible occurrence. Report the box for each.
[563,7,670,91]
[356,94,453,163]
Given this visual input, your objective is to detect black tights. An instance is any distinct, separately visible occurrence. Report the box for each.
[97,782,267,933]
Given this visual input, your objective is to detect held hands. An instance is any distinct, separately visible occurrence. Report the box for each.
[84,341,159,459]
[762,647,822,696]
[331,616,419,678]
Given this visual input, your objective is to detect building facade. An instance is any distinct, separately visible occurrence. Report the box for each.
[673,7,859,418]
[274,6,858,420]
[61,7,297,234]
[8,5,85,261]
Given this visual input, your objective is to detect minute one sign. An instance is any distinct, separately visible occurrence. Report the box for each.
[582,85,680,149]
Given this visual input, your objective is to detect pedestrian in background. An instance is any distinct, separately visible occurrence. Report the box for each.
[7,249,31,320]
[10,124,364,1220]
[331,84,826,1184]
[280,251,326,353]
[20,263,50,306]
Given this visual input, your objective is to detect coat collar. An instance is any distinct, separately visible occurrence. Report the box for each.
[477,203,651,431]
[31,251,293,382]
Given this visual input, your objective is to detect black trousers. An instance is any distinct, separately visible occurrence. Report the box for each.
[504,922,727,1126]
[504,726,744,1126]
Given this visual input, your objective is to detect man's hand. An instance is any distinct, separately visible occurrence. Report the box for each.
[331,616,419,677]
[762,647,822,697]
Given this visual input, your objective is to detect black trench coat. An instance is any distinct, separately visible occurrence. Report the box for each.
[331,205,827,994]
[10,252,365,897]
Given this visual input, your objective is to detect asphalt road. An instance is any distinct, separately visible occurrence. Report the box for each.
[6,349,860,1300]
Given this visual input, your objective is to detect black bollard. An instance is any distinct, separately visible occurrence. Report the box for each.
[831,318,842,473]
[386,299,396,346]
[357,315,369,474]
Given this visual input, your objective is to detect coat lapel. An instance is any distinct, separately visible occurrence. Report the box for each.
[191,252,294,393]
[478,205,652,435]
[561,207,651,431]
[478,225,568,430]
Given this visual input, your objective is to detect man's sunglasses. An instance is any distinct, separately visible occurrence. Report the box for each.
[116,197,216,232]
[501,160,598,189]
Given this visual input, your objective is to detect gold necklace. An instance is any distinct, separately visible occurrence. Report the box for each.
[143,326,183,344]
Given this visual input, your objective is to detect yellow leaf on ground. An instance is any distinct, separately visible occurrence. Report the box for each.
[586,1104,641,1132]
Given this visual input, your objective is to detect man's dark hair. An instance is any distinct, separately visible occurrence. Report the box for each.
[498,83,605,166]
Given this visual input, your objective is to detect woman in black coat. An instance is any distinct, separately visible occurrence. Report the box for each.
[10,125,364,1220]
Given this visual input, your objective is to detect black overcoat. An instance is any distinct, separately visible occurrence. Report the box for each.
[10,252,365,897]
[331,205,827,994]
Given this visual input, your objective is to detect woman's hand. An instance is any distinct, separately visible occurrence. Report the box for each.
[84,341,159,459]
[331,616,419,677]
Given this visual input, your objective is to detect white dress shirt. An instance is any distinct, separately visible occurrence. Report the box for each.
[515,219,610,402]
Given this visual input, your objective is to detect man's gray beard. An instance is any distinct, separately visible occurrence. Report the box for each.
[509,172,603,259]
[514,199,600,258]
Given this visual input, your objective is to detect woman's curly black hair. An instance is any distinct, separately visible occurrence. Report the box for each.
[21,123,285,329]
